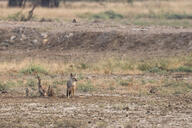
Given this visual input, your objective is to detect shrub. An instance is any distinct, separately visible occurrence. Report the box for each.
[91,10,124,20]
[119,80,130,86]
[162,80,192,94]
[78,63,88,70]
[20,64,48,75]
[173,66,192,73]
[137,63,152,71]
[7,11,25,21]
[0,83,8,92]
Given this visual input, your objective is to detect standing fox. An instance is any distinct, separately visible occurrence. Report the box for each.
[66,73,78,98]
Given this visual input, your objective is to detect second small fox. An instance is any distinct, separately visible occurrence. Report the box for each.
[66,73,78,98]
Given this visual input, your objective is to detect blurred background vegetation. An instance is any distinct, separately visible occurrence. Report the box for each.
[0,0,191,27]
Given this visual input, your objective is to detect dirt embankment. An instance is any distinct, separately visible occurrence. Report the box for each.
[0,22,192,54]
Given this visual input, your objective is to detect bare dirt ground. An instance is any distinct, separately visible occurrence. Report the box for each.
[1,93,192,128]
[1,21,192,128]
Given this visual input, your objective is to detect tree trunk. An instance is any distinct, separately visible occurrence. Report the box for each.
[41,0,50,7]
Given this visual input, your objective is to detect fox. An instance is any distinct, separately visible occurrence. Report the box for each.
[66,73,78,98]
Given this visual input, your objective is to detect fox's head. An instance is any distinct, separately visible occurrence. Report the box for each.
[70,73,78,82]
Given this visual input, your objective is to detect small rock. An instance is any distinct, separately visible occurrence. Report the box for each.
[88,121,91,124]
[123,106,129,111]
[65,33,74,38]
[149,87,156,94]
[41,33,48,39]
[43,39,48,45]
[10,35,16,41]
[146,110,150,114]
[72,19,77,23]
[1,90,8,93]
[32,39,38,44]
[21,34,27,40]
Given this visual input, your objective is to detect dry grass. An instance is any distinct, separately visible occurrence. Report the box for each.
[0,54,191,75]
[0,54,192,95]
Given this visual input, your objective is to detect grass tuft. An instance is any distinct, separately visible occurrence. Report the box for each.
[173,66,192,73]
[20,64,48,75]
[78,81,95,92]
[0,82,8,92]
[161,80,192,95]
[79,10,124,20]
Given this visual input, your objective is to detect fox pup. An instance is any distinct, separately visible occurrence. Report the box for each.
[66,73,78,98]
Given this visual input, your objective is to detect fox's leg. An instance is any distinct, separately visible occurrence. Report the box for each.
[72,87,75,97]
[67,88,69,98]
[69,89,72,98]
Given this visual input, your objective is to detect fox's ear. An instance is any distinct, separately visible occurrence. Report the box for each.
[70,73,73,77]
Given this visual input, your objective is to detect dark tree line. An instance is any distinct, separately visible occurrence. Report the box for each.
[8,0,60,7]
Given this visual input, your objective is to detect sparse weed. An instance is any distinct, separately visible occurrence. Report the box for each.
[0,82,8,92]
[79,63,88,70]
[173,66,192,73]
[55,119,85,128]
[137,63,152,72]
[78,81,95,92]
[84,10,124,20]
[108,85,115,90]
[161,80,192,95]
[118,78,133,87]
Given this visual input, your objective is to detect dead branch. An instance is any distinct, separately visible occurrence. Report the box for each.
[36,74,46,97]
[47,85,54,97]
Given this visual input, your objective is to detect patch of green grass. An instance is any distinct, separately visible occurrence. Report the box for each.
[173,66,192,73]
[7,11,36,21]
[137,60,169,73]
[92,10,124,20]
[77,81,95,92]
[161,80,192,95]
[108,85,115,90]
[118,78,133,87]
[166,13,192,20]
[7,11,25,21]
[0,82,8,92]
[137,11,192,20]
[128,19,192,28]
[78,63,88,70]
[80,10,124,20]
[137,63,152,71]
[20,64,48,75]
